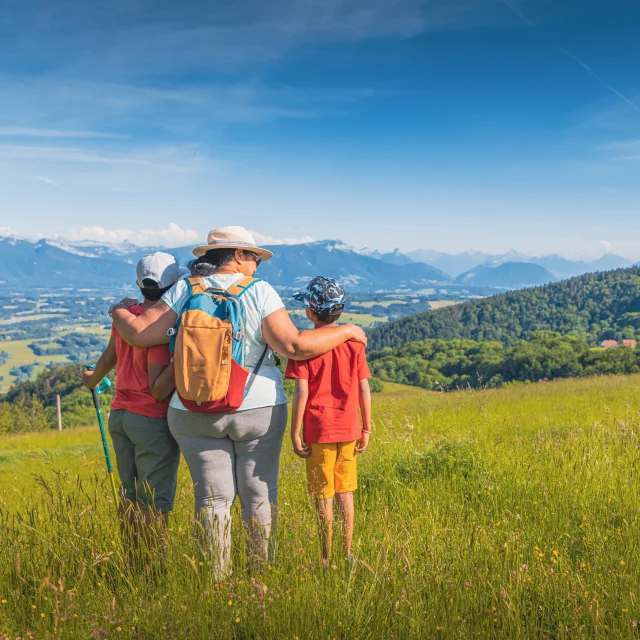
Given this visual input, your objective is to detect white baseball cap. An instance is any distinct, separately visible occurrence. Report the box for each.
[136,252,184,289]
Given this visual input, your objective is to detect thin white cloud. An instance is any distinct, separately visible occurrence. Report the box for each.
[556,47,640,115]
[0,126,127,139]
[598,240,613,253]
[251,231,315,246]
[61,223,200,248]
[36,176,60,187]
[0,143,211,172]
[500,0,640,115]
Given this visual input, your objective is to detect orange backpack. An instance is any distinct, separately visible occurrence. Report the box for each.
[169,276,267,413]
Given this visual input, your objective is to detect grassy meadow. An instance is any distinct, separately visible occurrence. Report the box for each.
[1,376,640,638]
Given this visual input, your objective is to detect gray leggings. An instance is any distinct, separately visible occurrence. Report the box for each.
[168,404,288,575]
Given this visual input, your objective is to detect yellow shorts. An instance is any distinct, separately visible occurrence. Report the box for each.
[306,441,358,499]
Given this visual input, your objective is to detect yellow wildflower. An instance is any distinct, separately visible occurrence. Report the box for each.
[235,618,240,623]
[228,600,233,606]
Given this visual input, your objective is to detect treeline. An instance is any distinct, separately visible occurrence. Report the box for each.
[2,358,383,435]
[368,332,640,391]
[29,332,107,362]
[0,350,8,365]
[0,364,113,435]
[368,267,640,350]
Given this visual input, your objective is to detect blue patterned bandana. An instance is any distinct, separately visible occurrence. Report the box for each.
[293,276,346,315]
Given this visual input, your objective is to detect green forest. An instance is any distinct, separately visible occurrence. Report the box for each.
[368,267,640,349]
[369,331,640,391]
[0,364,114,435]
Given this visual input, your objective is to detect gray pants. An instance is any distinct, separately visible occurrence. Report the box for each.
[108,409,180,512]
[167,404,288,575]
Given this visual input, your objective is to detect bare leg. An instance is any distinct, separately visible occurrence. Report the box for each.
[314,496,334,561]
[335,492,354,556]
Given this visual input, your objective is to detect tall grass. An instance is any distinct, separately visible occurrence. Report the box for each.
[1,377,640,638]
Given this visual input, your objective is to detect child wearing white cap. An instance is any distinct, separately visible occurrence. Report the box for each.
[84,252,184,561]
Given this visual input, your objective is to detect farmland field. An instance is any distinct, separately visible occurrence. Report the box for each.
[0,325,110,388]
[428,300,461,310]
[0,339,71,389]
[2,377,640,638]
[289,309,385,328]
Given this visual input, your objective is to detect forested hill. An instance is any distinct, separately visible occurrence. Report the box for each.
[368,267,640,349]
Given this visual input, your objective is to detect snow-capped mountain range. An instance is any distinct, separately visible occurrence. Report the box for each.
[0,234,634,292]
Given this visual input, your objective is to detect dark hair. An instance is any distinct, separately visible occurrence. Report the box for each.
[187,248,236,277]
[139,278,172,301]
[312,305,344,325]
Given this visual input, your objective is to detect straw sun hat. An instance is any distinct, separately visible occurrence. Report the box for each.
[192,226,274,262]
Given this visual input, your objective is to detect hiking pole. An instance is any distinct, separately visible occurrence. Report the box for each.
[85,365,119,507]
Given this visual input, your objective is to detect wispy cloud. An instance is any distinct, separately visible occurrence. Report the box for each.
[556,47,640,115]
[0,126,127,139]
[500,0,640,115]
[36,176,60,187]
[0,143,212,172]
[61,223,200,248]
[251,231,315,246]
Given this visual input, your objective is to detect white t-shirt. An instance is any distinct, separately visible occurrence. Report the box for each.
[162,273,288,412]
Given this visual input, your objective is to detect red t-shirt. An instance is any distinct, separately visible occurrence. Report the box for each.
[285,342,371,444]
[110,304,172,419]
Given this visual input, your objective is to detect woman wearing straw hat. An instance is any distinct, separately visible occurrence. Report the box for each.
[111,226,367,575]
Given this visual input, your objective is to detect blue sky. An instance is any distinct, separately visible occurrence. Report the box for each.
[0,0,639,257]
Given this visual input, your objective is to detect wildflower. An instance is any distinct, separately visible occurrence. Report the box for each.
[31,605,36,609]
[632,620,637,629]
[500,590,507,598]
[623,609,628,613]
[553,550,559,557]
[620,560,626,566]
[40,613,45,618]
[235,618,240,623]
[338,622,343,627]
[228,600,233,606]
[116,627,122,633]
[1,599,6,604]
[465,582,471,587]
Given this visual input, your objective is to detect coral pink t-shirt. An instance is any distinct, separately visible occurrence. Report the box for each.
[286,342,371,444]
[110,304,172,419]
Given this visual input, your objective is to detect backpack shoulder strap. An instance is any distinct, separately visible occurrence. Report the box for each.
[187,277,207,296]
[228,277,260,298]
